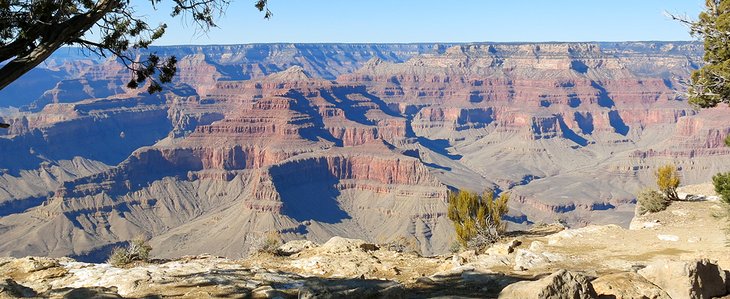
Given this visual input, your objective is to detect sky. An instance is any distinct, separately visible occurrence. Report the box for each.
[136,0,705,45]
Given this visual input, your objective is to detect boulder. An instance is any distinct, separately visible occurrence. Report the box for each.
[277,240,318,256]
[498,269,597,299]
[638,258,728,299]
[592,272,671,299]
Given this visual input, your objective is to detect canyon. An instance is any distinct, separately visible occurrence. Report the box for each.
[0,42,728,259]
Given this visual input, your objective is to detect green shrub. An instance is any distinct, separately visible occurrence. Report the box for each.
[637,189,670,214]
[713,172,730,204]
[108,238,152,267]
[447,189,509,248]
[655,164,680,201]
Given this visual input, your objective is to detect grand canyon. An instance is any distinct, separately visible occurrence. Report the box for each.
[0,42,728,264]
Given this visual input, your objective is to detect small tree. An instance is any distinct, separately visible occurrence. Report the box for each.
[655,164,680,201]
[0,0,273,93]
[670,0,730,108]
[447,189,509,249]
[713,172,730,204]
[485,190,510,233]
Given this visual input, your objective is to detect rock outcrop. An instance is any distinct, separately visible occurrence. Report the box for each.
[0,199,727,298]
[498,269,597,299]
[638,259,729,299]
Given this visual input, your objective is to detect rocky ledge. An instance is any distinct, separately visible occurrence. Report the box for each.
[1,196,729,298]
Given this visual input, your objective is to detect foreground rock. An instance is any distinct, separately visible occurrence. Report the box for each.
[638,258,729,299]
[0,198,728,298]
[0,255,409,298]
[498,269,596,299]
[0,278,37,298]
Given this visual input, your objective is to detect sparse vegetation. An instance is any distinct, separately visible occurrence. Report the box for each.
[655,164,680,201]
[636,188,670,214]
[713,172,730,204]
[107,238,152,267]
[447,189,509,249]
[252,231,283,255]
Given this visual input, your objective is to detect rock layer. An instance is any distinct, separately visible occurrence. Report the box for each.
[1,42,728,259]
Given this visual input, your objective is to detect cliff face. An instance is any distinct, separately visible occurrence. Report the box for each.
[0,42,726,259]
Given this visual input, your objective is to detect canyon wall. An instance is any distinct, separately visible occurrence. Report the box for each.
[0,42,726,259]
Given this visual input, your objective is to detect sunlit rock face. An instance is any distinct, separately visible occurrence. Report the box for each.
[0,41,727,259]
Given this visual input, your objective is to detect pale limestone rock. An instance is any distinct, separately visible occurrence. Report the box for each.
[529,241,545,252]
[452,254,465,267]
[0,257,69,293]
[498,269,597,299]
[473,254,511,269]
[56,262,153,296]
[458,250,477,263]
[317,237,377,254]
[430,266,475,282]
[657,234,679,242]
[486,239,521,256]
[486,243,512,256]
[592,272,671,299]
[547,225,621,245]
[513,249,552,271]
[631,219,662,230]
[277,240,318,256]
[638,259,728,299]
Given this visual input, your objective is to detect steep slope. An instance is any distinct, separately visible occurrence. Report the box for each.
[0,42,727,260]
[0,68,451,258]
[338,42,724,226]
